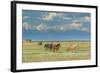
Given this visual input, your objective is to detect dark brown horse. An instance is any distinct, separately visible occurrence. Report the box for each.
[44,43,52,51]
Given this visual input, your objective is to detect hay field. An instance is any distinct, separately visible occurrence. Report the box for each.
[22,41,91,63]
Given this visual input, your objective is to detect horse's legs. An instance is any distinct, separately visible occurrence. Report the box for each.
[72,48,76,53]
[50,47,52,52]
[53,48,55,52]
[67,48,69,52]
[56,48,59,52]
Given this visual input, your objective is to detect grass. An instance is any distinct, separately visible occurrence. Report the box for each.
[22,41,91,63]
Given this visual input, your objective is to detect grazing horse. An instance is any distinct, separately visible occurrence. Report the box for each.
[67,44,77,52]
[52,43,60,52]
[44,43,52,51]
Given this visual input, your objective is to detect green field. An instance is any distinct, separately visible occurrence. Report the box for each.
[22,41,91,63]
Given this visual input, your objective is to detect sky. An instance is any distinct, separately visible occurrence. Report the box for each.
[22,10,91,41]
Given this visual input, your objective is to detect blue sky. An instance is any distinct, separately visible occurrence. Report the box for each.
[22,10,91,41]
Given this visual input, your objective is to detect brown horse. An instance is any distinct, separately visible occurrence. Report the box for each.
[67,43,77,52]
[44,43,52,51]
[52,43,61,52]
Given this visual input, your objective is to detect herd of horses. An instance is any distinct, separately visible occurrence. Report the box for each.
[44,43,61,52]
[38,42,78,52]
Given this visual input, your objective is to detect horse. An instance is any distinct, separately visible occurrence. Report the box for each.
[67,43,77,52]
[52,43,61,52]
[44,43,52,51]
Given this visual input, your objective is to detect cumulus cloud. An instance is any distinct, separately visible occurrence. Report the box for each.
[32,22,81,32]
[70,23,82,29]
[23,22,90,33]
[42,13,57,20]
[34,24,48,31]
[42,12,64,20]
[84,16,91,22]
[53,22,90,33]
[84,16,91,20]
[23,22,49,32]
[53,22,82,31]
[71,16,91,23]
[81,27,90,33]
[22,22,32,30]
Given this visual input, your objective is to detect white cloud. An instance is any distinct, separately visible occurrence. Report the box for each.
[23,22,48,31]
[62,17,72,20]
[60,27,64,31]
[58,23,90,33]
[42,12,64,20]
[23,16,29,19]
[71,16,91,23]
[70,23,82,29]
[35,24,48,31]
[23,22,90,33]
[84,16,91,22]
[22,22,32,30]
[42,13,57,20]
[55,23,82,31]
[81,28,90,33]
[41,22,82,32]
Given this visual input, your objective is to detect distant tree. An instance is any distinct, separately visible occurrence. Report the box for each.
[28,40,32,42]
[38,41,42,45]
[26,39,32,42]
